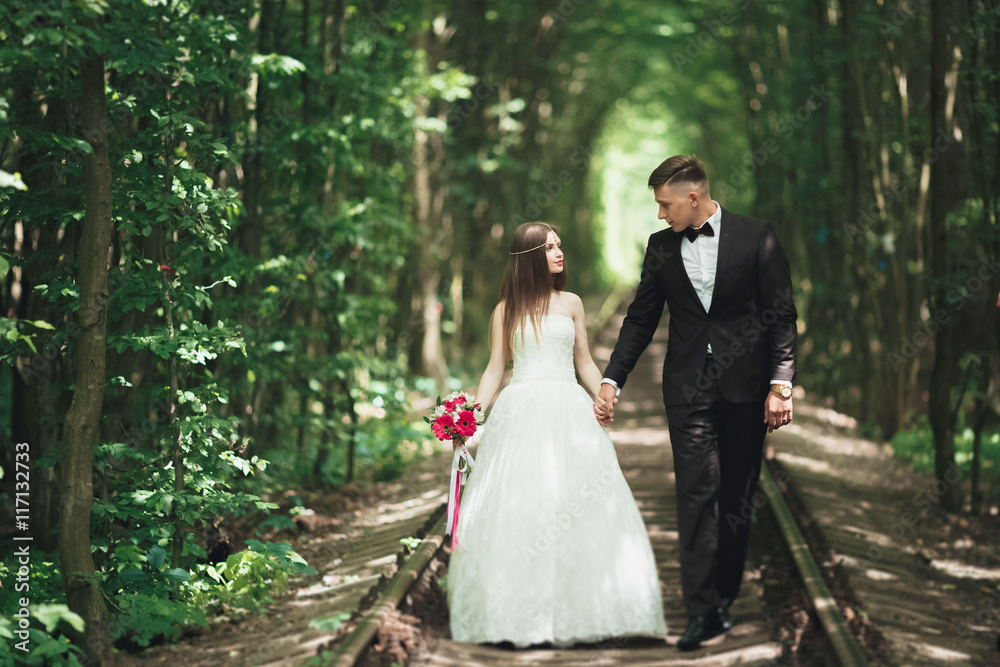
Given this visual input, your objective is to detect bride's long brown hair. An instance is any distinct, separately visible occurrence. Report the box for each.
[497,222,567,362]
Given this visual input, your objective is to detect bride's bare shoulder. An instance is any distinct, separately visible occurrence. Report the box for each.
[560,291,583,307]
[552,291,584,319]
[490,301,506,326]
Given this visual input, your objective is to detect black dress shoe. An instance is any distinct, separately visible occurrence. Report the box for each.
[677,608,726,651]
[719,605,733,630]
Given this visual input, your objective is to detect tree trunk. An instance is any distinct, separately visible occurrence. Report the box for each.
[413,14,449,392]
[964,0,1000,516]
[968,369,991,514]
[837,0,879,428]
[59,53,112,664]
[166,279,185,569]
[234,0,271,454]
[926,0,962,513]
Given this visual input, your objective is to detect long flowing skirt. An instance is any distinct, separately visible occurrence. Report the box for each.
[447,378,667,647]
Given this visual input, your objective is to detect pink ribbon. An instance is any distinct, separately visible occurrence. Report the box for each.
[446,444,474,548]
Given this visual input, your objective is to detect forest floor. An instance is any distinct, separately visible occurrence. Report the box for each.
[130,448,455,666]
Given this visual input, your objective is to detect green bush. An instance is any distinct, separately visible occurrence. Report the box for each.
[187,540,316,615]
[890,419,999,496]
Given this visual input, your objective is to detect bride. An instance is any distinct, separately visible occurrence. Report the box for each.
[447,222,667,648]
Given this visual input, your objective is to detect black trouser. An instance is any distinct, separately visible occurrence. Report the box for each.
[665,355,767,618]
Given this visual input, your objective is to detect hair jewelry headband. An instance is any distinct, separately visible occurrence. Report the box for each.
[509,224,555,255]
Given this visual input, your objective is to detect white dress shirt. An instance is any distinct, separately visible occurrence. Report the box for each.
[682,200,722,354]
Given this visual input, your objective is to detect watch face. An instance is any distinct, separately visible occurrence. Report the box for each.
[782,387,792,397]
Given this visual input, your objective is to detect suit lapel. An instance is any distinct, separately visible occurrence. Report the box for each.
[670,231,705,313]
[709,207,735,315]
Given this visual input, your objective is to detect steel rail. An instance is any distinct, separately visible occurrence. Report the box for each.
[762,458,869,667]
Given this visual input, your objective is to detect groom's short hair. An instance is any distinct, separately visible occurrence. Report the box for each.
[648,155,708,192]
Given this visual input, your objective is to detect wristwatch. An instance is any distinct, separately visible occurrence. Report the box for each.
[769,384,792,399]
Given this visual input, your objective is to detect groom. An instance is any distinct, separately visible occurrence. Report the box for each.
[594,155,797,651]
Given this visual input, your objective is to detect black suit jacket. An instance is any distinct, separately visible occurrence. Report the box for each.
[604,207,797,406]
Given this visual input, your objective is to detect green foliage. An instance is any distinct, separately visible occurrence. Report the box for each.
[0,317,55,357]
[890,420,1000,481]
[356,419,427,484]
[112,592,204,649]
[0,556,85,666]
[100,544,207,647]
[257,513,298,535]
[187,540,316,615]
[306,650,336,667]
[0,541,315,654]
[399,536,422,555]
[0,625,85,667]
[4,0,438,650]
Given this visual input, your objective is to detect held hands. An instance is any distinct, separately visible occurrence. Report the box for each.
[764,392,793,433]
[593,383,618,426]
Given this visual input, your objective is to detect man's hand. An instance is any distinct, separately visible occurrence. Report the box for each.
[594,383,619,426]
[763,393,792,433]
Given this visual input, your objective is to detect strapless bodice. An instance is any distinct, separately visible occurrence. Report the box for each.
[509,314,576,384]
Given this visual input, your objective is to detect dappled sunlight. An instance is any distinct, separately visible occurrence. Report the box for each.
[616,397,666,414]
[376,492,449,524]
[794,403,859,430]
[361,554,397,569]
[929,559,1000,580]
[862,568,899,581]
[610,427,670,446]
[912,643,973,662]
[770,423,885,459]
[292,573,375,600]
[778,452,830,474]
[647,527,680,541]
[770,413,1000,665]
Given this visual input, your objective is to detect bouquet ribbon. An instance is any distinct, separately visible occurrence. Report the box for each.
[446,443,475,548]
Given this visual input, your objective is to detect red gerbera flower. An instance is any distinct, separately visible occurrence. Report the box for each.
[444,397,462,411]
[432,414,454,441]
[454,410,476,437]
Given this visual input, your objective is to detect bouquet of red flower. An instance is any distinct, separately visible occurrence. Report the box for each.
[425,391,483,549]
[426,391,483,444]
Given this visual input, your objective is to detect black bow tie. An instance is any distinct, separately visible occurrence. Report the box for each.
[684,221,715,243]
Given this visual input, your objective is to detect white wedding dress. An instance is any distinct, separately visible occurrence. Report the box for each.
[448,313,667,647]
